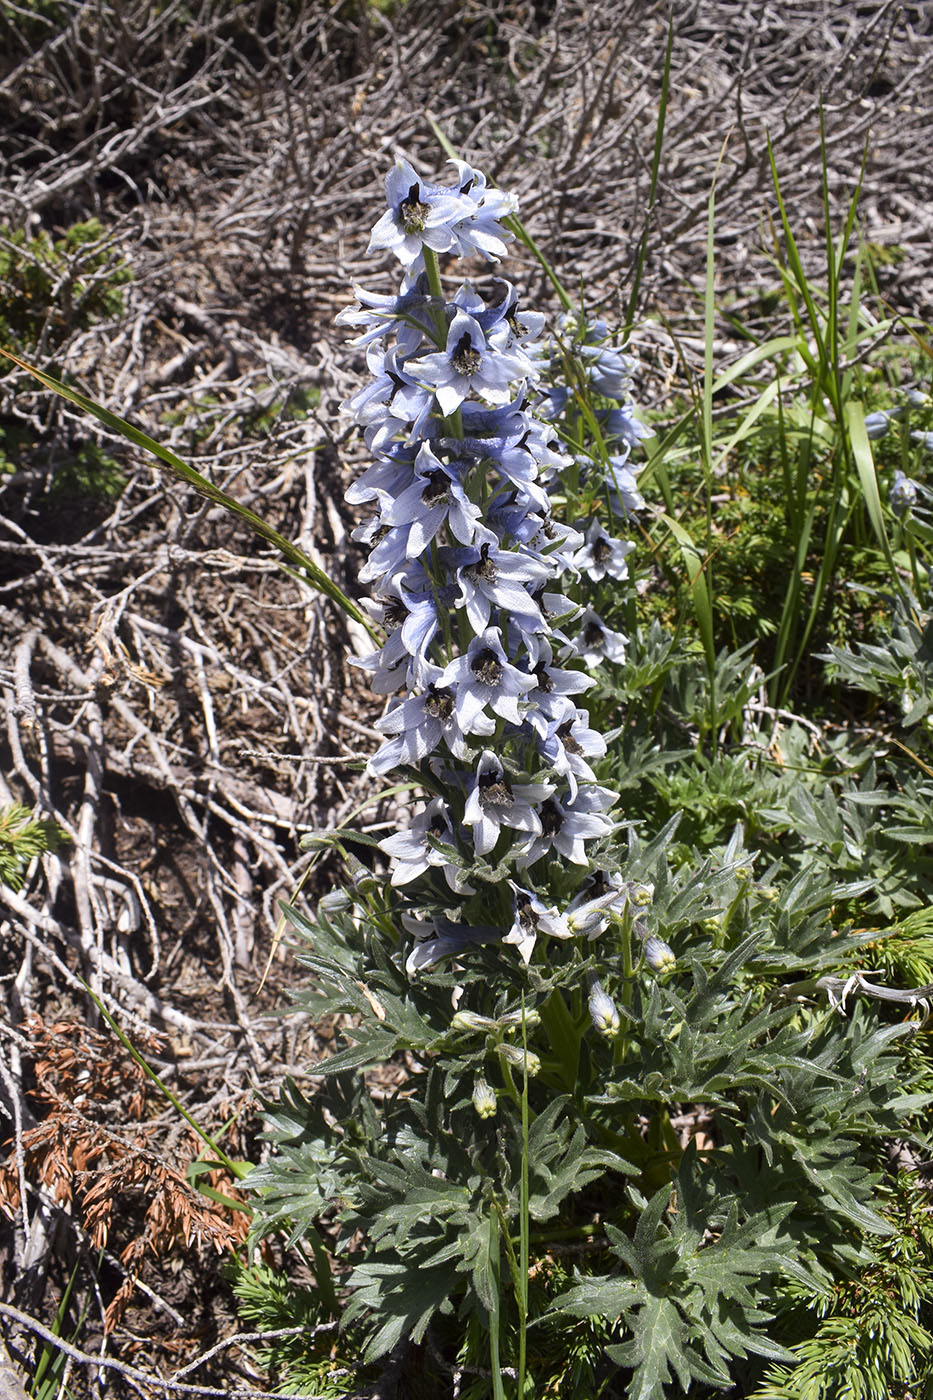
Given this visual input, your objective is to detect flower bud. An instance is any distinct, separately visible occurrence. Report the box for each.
[498,1043,541,1076]
[345,853,377,891]
[319,889,352,914]
[643,935,676,972]
[451,1010,497,1033]
[472,1075,497,1119]
[891,469,919,515]
[586,974,620,1038]
[864,410,892,440]
[566,890,622,937]
[498,1008,541,1031]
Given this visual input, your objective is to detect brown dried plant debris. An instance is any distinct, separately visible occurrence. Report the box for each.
[0,1015,249,1332]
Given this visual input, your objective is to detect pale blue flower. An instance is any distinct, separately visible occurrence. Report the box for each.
[580,341,635,400]
[336,275,434,352]
[368,157,474,268]
[380,443,493,556]
[864,409,894,440]
[379,796,473,893]
[403,912,500,973]
[518,784,615,867]
[564,606,628,668]
[417,310,530,416]
[603,455,646,517]
[569,519,635,582]
[463,751,551,857]
[566,875,626,937]
[446,160,518,262]
[503,882,571,963]
[357,521,411,587]
[460,277,546,351]
[344,451,416,507]
[343,344,433,438]
[450,541,550,633]
[369,670,491,775]
[599,405,651,450]
[437,626,536,734]
[536,709,606,798]
[522,641,594,738]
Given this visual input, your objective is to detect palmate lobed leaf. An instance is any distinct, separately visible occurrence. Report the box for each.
[551,1155,797,1398]
[342,1257,460,1361]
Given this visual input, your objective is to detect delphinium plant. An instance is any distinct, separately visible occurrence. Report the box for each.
[243,159,933,1400]
[336,156,635,978]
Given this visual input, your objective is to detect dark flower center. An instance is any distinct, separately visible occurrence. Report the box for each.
[471,647,502,687]
[423,684,454,720]
[383,601,406,632]
[517,895,538,930]
[479,767,513,810]
[540,799,563,836]
[558,719,582,755]
[451,331,482,378]
[399,183,430,234]
[583,621,604,648]
[421,470,450,507]
[593,537,611,562]
[475,542,498,583]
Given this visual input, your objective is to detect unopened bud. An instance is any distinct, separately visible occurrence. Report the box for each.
[892,469,919,515]
[498,1008,541,1031]
[864,410,892,440]
[567,891,622,937]
[345,853,376,891]
[472,1075,497,1119]
[319,889,351,914]
[498,1043,541,1077]
[586,974,620,1038]
[451,1010,496,1034]
[643,935,676,972]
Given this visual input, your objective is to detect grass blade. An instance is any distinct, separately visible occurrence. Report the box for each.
[846,400,897,574]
